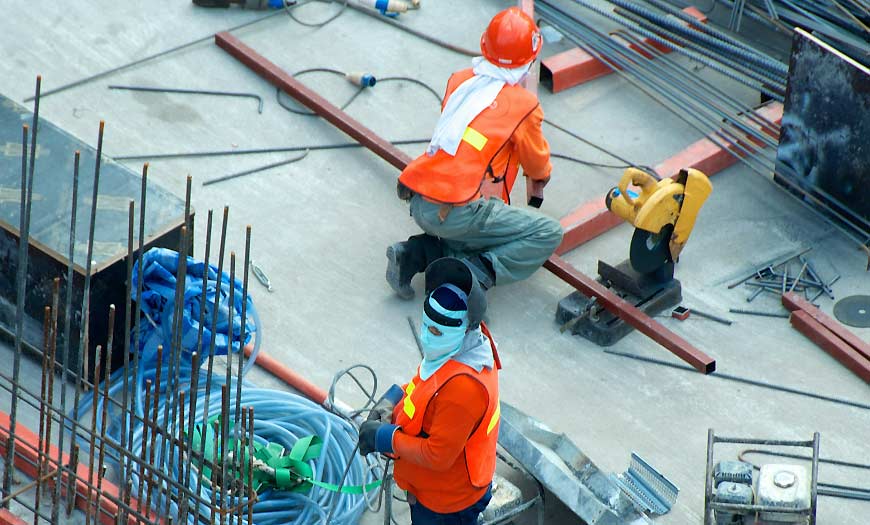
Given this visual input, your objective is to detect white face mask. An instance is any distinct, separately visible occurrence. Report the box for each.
[420,316,466,360]
[418,285,469,380]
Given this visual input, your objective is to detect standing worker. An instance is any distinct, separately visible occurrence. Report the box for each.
[386,7,563,299]
[360,257,501,524]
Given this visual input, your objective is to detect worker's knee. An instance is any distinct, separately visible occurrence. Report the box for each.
[535,216,564,251]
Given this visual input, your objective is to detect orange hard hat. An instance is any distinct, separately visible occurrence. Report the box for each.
[480,7,542,68]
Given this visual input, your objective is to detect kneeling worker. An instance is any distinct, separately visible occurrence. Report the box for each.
[386,7,563,298]
[360,257,502,524]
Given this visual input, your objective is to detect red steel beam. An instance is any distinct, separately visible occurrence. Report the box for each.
[544,255,716,373]
[0,510,26,525]
[218,34,711,369]
[0,412,159,525]
[790,311,870,383]
[215,32,412,171]
[541,6,708,93]
[243,344,329,405]
[783,292,870,360]
[556,101,783,255]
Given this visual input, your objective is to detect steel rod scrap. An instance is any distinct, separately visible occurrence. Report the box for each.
[25,11,286,102]
[108,85,265,114]
[114,138,430,162]
[215,32,414,171]
[538,0,870,250]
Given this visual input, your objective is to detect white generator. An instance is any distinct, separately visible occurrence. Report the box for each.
[703,429,819,525]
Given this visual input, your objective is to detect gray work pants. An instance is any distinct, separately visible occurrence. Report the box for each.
[409,194,563,285]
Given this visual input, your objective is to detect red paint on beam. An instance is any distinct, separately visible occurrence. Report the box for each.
[0,413,158,525]
[0,510,26,525]
[544,255,716,373]
[541,48,614,93]
[540,7,707,93]
[556,198,624,255]
[556,102,783,255]
[243,345,329,405]
[782,292,870,361]
[215,32,412,171]
[790,311,870,383]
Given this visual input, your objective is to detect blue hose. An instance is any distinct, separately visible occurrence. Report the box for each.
[71,248,374,524]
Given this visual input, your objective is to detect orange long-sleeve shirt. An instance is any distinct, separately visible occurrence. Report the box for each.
[490,104,552,183]
[392,374,489,513]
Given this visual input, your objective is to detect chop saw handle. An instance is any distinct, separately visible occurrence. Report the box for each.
[617,167,658,207]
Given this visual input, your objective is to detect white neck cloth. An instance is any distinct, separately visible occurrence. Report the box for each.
[426,57,531,157]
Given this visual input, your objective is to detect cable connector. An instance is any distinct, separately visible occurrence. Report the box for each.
[356,0,408,16]
[251,260,273,292]
[345,72,377,88]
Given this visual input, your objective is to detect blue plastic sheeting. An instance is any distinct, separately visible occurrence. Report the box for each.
[131,247,257,364]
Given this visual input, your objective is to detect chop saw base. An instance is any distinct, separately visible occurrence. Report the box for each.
[556,259,682,346]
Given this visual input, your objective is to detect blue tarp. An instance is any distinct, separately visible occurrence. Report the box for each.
[131,248,257,365]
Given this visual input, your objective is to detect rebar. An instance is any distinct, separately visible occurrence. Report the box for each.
[46,279,61,521]
[220,384,230,525]
[729,308,790,318]
[84,344,102,525]
[95,306,115,524]
[184,208,213,513]
[202,150,310,186]
[234,228,251,467]
[246,407,254,525]
[177,390,187,523]
[163,218,190,518]
[129,163,149,489]
[34,307,51,525]
[540,0,870,251]
[197,206,230,499]
[181,350,200,521]
[5,76,41,504]
[146,346,163,513]
[24,11,286,102]
[55,148,80,522]
[137,380,152,515]
[0,469,60,508]
[65,445,78,516]
[109,85,265,114]
[113,138,430,162]
[117,201,135,525]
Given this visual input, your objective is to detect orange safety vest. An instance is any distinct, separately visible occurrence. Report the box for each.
[399,69,539,205]
[392,323,502,489]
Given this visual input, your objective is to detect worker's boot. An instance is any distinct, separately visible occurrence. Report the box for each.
[386,234,442,299]
[464,254,496,291]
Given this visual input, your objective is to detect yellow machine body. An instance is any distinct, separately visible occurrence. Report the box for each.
[606,167,712,262]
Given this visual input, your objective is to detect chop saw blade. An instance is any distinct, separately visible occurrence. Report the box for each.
[630,224,674,274]
[833,295,870,328]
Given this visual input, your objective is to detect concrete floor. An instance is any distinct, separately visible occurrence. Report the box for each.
[0,0,868,523]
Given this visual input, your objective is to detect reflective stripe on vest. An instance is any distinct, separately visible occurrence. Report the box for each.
[392,342,500,488]
[398,69,539,205]
[402,380,416,419]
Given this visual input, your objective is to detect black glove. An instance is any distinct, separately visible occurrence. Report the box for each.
[358,420,399,456]
[366,384,404,423]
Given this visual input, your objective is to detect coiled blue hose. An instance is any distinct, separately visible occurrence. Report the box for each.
[71,249,374,524]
